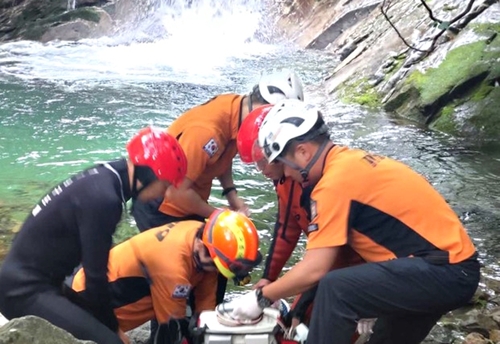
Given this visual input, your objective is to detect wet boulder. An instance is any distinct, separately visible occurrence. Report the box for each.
[0,315,95,344]
[39,7,113,42]
[0,0,114,42]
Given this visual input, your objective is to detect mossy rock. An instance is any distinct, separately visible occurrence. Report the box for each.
[337,77,381,109]
[467,87,500,139]
[428,32,500,139]
[387,30,500,137]
[430,104,460,136]
[430,85,500,140]
[471,22,500,36]
[409,41,490,107]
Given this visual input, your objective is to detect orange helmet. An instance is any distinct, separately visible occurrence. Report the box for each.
[237,105,273,163]
[202,209,262,280]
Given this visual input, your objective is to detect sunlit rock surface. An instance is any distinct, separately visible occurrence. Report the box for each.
[276,0,500,140]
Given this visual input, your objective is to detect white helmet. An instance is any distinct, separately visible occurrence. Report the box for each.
[258,69,305,104]
[258,99,322,163]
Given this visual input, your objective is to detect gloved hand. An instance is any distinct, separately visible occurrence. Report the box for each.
[356,318,377,335]
[230,290,264,321]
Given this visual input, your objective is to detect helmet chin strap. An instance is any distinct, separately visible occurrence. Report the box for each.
[299,139,329,182]
[247,93,253,113]
[193,251,212,273]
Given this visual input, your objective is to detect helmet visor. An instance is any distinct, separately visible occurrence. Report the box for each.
[214,249,262,278]
[228,253,262,278]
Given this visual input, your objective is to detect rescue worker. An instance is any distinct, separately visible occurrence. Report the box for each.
[0,127,187,344]
[224,99,480,344]
[131,69,305,234]
[130,70,305,341]
[70,210,262,342]
[237,105,364,330]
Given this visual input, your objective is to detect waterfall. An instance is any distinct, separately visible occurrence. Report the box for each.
[67,0,76,11]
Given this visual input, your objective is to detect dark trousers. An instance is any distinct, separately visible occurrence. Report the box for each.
[307,256,480,344]
[0,282,122,344]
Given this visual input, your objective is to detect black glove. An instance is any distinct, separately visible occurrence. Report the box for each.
[154,318,191,344]
[283,285,318,327]
[187,313,205,344]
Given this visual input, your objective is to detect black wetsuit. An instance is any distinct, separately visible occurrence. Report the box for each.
[0,159,131,344]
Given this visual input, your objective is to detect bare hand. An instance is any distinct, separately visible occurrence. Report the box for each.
[252,278,271,290]
[117,328,130,344]
[228,196,251,217]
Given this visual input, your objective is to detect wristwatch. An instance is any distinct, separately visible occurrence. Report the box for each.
[256,287,272,308]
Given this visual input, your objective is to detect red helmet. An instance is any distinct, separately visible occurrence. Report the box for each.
[127,126,187,187]
[237,105,273,163]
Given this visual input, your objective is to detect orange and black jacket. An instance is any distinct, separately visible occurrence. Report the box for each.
[264,175,364,324]
[71,221,218,332]
[307,145,477,264]
[159,94,243,217]
[263,177,364,281]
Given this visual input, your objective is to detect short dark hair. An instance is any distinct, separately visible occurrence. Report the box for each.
[249,84,268,105]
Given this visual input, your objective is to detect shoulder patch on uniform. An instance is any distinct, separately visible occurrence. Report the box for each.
[172,284,191,299]
[203,138,219,158]
[307,223,319,233]
[310,199,317,220]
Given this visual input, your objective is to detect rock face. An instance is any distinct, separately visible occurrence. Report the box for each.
[0,315,95,344]
[0,0,164,43]
[39,7,113,42]
[0,0,139,43]
[276,0,500,141]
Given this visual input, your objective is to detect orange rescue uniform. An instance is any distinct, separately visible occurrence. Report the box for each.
[307,146,476,264]
[265,177,363,282]
[159,94,243,217]
[72,221,218,332]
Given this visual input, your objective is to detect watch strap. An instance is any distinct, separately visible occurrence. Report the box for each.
[256,287,272,308]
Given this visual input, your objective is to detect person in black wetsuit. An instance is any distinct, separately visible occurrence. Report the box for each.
[0,127,187,344]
